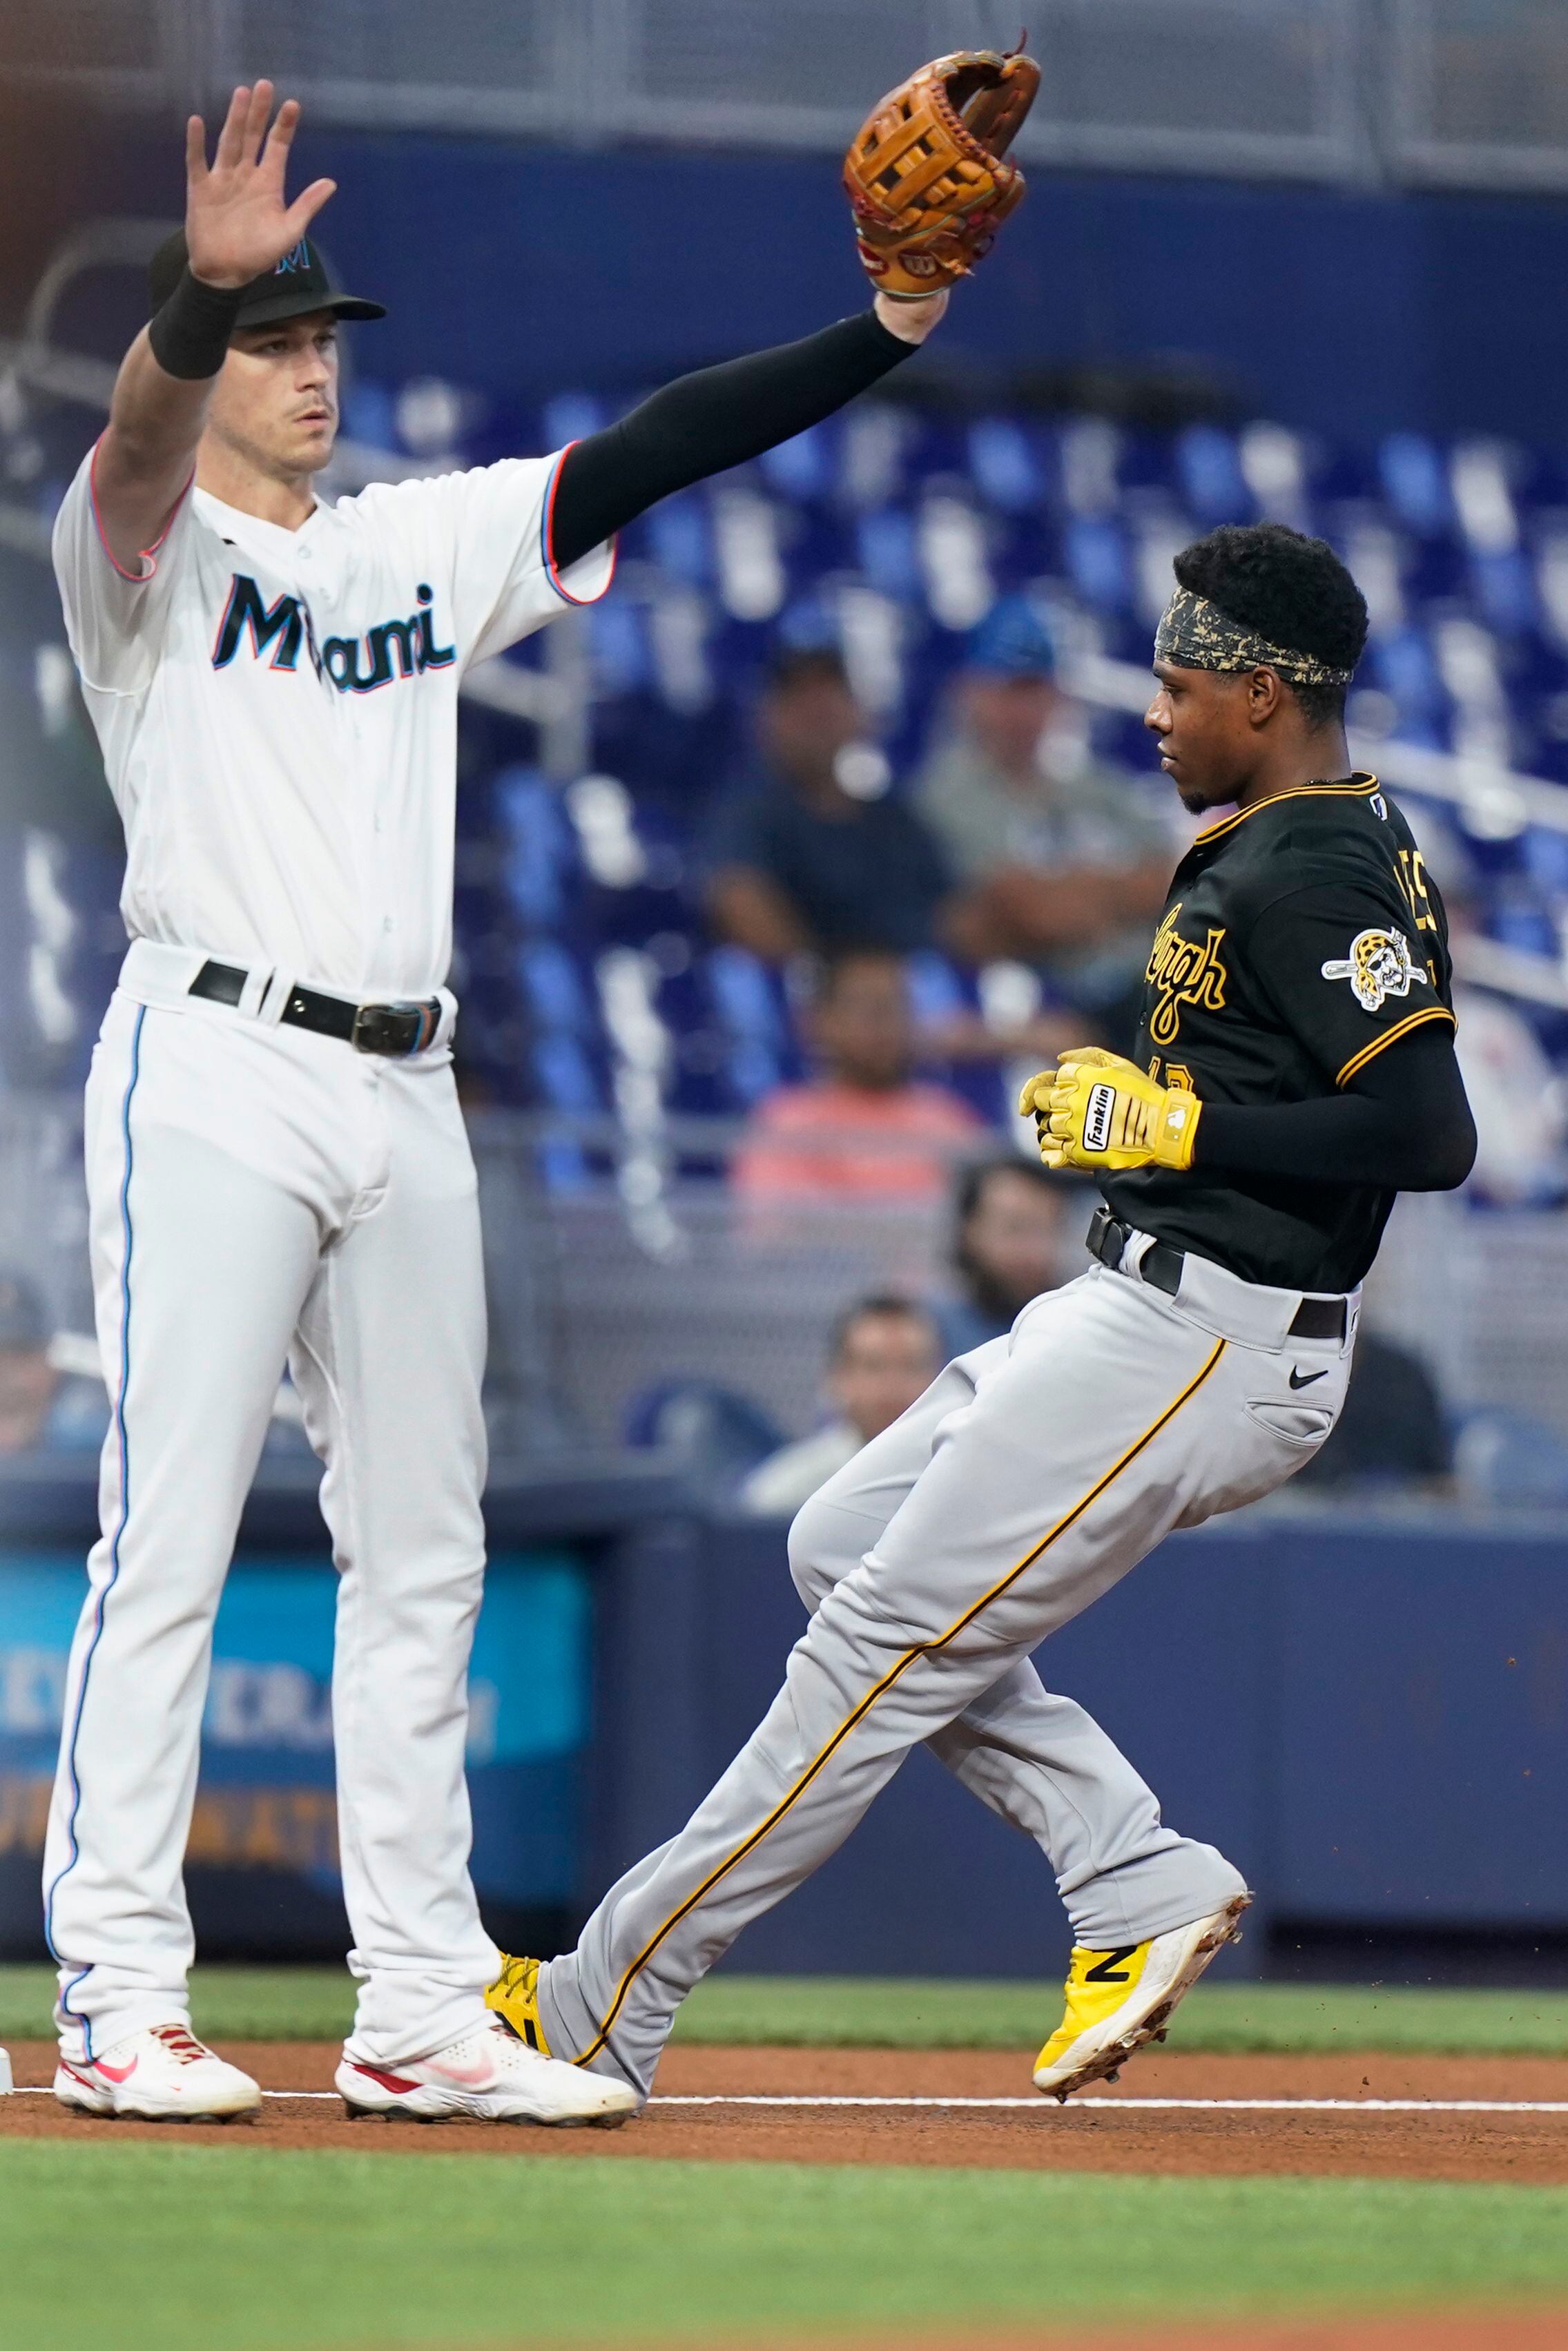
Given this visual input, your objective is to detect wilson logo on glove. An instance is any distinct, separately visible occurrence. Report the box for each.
[1083,1083,1116,1155]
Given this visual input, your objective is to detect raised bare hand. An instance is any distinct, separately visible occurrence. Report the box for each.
[184,81,336,291]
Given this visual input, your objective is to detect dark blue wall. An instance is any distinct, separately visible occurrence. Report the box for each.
[284,137,1568,445]
[594,1509,1568,1979]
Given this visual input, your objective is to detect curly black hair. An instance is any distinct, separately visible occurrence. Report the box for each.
[1172,522,1369,728]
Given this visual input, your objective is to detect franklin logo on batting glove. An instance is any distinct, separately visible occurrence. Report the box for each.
[1019,1047,1203,1175]
[1082,1083,1115,1154]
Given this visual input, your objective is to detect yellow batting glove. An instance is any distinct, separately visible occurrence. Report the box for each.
[1016,1067,1058,1125]
[1019,1047,1202,1174]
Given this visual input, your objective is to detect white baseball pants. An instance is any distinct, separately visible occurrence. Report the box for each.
[44,962,499,2066]
[540,1244,1356,2095]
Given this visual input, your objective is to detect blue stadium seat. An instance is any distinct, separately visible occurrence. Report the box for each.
[497,767,579,931]
[516,939,597,1036]
[1176,425,1251,526]
[758,423,831,504]
[704,945,794,1105]
[967,417,1044,514]
[1380,433,1455,538]
[623,1377,785,1491]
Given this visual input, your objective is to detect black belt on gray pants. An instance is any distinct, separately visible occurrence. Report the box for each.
[1086,1206,1347,1343]
[188,960,442,1057]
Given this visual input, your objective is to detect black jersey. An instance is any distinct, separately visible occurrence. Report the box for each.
[1101,775,1455,1293]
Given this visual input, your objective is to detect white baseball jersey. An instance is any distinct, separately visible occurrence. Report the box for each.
[53,445,614,999]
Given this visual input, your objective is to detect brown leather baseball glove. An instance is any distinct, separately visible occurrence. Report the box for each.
[844,48,1041,300]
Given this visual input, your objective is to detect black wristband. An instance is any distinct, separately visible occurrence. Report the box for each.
[147,268,246,382]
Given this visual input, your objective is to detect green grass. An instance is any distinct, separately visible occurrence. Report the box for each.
[3,2144,1567,2351]
[0,1964,358,2044]
[7,1963,1568,2053]
[668,1975,1568,2055]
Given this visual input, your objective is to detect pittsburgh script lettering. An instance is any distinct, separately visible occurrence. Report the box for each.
[1145,904,1228,1046]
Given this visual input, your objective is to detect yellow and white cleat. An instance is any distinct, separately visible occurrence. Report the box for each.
[485,1953,552,2053]
[1033,1895,1250,2102]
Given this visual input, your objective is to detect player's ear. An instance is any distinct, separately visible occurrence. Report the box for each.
[1246,665,1286,729]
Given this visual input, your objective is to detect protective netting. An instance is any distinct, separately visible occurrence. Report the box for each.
[17,2,1565,192]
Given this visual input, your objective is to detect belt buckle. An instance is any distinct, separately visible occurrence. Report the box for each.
[351,1001,423,1056]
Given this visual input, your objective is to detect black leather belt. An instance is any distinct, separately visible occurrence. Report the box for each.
[189,960,442,1058]
[1086,1206,1347,1343]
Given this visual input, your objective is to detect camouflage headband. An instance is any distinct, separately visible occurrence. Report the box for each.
[1154,587,1355,689]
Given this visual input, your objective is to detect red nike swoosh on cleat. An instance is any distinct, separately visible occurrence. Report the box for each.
[429,2060,496,2086]
[348,2063,423,2094]
[93,2057,137,2082]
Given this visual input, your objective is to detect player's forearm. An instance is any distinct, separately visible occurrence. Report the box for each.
[550,312,917,573]
[104,331,212,472]
[94,315,226,568]
[110,258,250,465]
[1192,1032,1477,1192]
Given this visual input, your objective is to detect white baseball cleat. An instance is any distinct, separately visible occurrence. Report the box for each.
[336,2017,639,2127]
[54,2022,262,2121]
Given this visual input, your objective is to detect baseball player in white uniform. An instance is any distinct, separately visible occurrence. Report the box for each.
[45,81,945,2122]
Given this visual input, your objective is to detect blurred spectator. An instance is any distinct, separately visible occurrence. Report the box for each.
[732,949,983,1204]
[740,1295,940,1518]
[1295,1330,1451,1494]
[704,648,950,960]
[0,1275,107,1455]
[1451,981,1568,1206]
[931,1157,1083,1359]
[920,597,1172,1043]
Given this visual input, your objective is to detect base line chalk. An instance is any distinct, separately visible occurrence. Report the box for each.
[10,2088,1568,2116]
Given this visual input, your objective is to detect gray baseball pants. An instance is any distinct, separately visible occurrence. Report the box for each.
[539,1237,1356,2095]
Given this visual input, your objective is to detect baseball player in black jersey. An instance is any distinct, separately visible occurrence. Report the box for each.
[487,523,1476,2111]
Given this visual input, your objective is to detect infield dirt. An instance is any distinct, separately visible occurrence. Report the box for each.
[7,2041,1568,2180]
[664,2323,1568,2351]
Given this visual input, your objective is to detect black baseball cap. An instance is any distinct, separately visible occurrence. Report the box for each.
[148,229,386,327]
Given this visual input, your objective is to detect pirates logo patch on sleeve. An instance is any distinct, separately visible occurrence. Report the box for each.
[1319,927,1426,1013]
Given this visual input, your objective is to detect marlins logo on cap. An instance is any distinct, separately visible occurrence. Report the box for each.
[147,229,386,329]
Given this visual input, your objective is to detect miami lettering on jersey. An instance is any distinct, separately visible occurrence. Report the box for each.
[1145,903,1229,1046]
[211,575,456,693]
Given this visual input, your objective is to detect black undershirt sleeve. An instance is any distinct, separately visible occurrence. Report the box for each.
[549,311,913,575]
[1191,1024,1477,1192]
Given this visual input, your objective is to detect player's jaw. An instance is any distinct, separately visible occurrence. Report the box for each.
[1144,661,1255,815]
